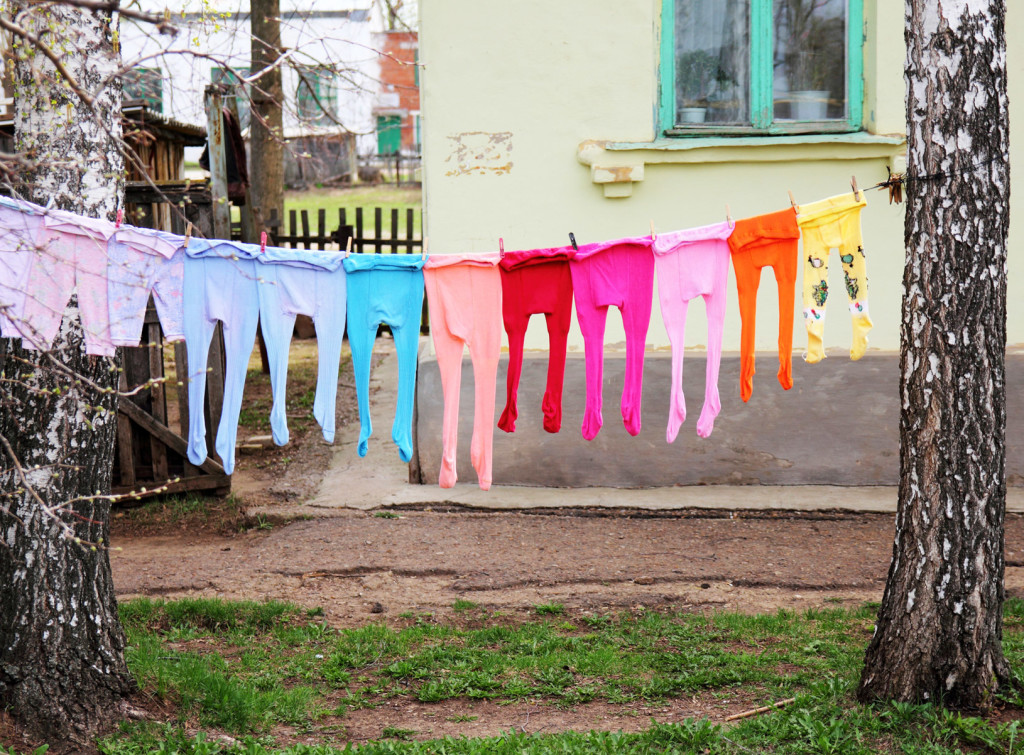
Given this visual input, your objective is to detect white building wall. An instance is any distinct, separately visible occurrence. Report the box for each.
[120,1,382,155]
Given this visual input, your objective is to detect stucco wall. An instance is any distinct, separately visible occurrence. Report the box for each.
[421,0,1024,356]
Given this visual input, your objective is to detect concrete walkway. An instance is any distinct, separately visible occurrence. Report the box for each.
[299,344,1024,515]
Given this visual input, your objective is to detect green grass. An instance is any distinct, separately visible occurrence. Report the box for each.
[84,596,1024,754]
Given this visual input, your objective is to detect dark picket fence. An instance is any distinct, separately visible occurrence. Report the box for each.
[232,206,428,333]
[231,206,423,254]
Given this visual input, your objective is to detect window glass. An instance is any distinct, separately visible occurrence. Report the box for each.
[773,0,847,121]
[670,0,857,132]
[124,67,163,113]
[297,68,337,126]
[674,0,750,125]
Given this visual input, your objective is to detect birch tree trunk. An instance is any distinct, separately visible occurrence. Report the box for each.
[0,3,134,743]
[251,0,284,234]
[858,0,1010,708]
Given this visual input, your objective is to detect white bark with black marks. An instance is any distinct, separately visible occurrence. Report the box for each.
[859,0,1009,708]
[0,2,134,744]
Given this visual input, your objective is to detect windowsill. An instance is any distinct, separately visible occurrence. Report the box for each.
[577,132,907,198]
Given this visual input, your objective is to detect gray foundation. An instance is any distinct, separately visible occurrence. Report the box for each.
[414,352,1024,489]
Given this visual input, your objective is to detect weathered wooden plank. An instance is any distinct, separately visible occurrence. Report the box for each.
[112,472,231,501]
[173,341,200,477]
[374,207,383,253]
[117,398,227,476]
[204,323,227,462]
[147,322,170,481]
[317,208,326,250]
[116,369,136,488]
[203,86,231,239]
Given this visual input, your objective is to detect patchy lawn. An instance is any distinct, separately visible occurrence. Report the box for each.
[73,597,1024,754]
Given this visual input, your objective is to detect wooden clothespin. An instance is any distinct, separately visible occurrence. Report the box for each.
[851,175,861,201]
[788,190,797,209]
[726,204,732,224]
[423,236,429,258]
[184,221,193,246]
[115,208,123,228]
[499,237,504,259]
[568,232,578,252]
[345,236,353,258]
[260,231,267,253]
[649,220,656,242]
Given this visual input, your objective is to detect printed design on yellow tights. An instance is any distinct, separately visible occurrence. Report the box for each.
[811,278,828,307]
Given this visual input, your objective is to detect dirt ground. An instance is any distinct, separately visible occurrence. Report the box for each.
[110,504,1024,625]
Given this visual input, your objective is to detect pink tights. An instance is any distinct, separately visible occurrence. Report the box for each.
[424,254,502,490]
[653,222,732,442]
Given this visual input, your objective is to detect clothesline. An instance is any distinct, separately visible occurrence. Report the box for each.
[0,187,874,490]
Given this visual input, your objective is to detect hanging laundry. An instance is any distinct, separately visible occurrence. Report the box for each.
[256,248,347,446]
[728,207,801,403]
[653,221,733,441]
[20,207,117,355]
[343,253,426,462]
[182,239,262,475]
[0,197,48,341]
[796,193,872,362]
[569,236,655,440]
[424,252,502,490]
[107,226,187,347]
[498,246,575,434]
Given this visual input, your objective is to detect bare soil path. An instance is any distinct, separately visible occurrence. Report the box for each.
[110,506,1024,626]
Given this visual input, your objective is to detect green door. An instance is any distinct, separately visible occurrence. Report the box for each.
[377,115,402,154]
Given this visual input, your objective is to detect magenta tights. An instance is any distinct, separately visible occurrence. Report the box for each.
[569,238,654,440]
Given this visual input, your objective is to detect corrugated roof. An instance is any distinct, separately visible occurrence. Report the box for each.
[123,102,207,144]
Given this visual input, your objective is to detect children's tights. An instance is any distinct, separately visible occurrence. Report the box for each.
[570,240,654,440]
[796,193,872,362]
[182,254,261,475]
[728,208,800,403]
[653,223,731,441]
[344,256,425,462]
[498,258,573,434]
[257,262,347,446]
[424,255,502,489]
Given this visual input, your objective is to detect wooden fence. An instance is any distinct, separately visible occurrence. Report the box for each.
[232,206,423,254]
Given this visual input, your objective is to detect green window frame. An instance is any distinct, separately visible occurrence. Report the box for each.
[659,0,864,136]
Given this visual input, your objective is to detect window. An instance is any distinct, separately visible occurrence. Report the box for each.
[661,0,863,135]
[124,67,163,113]
[296,67,338,126]
[211,67,250,130]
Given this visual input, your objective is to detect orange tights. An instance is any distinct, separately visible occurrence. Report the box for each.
[727,208,801,402]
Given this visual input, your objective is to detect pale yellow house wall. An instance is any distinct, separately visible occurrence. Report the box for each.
[422,1,1023,353]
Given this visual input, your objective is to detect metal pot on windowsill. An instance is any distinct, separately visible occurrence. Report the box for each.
[789,90,830,121]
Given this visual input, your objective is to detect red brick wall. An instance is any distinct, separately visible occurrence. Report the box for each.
[378,31,420,150]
